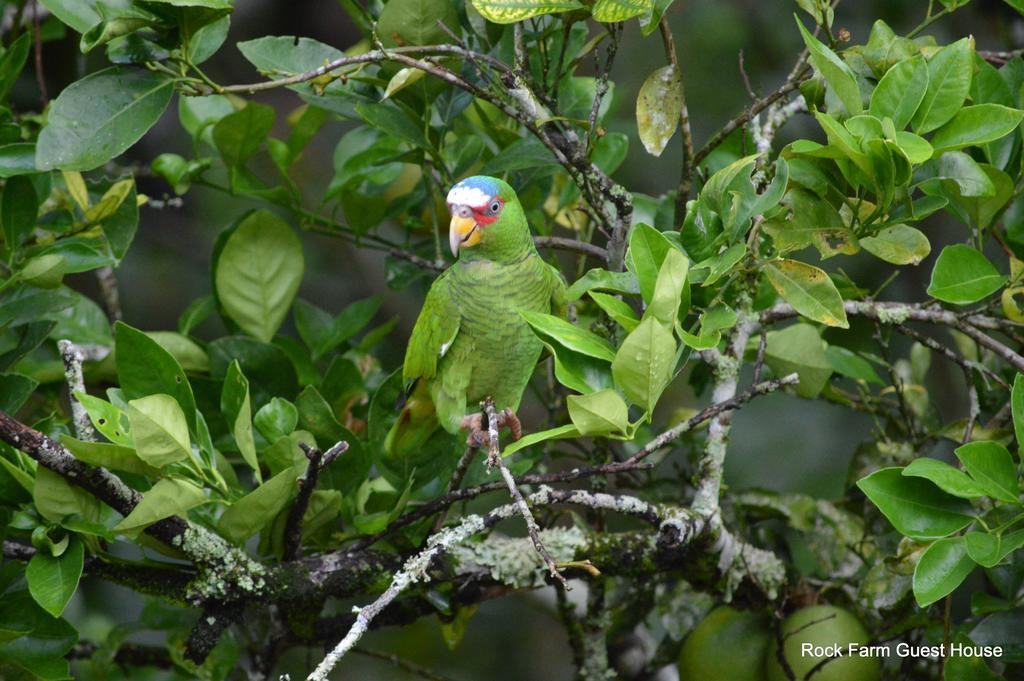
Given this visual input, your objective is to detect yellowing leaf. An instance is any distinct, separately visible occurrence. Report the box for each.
[382,67,426,100]
[636,65,683,157]
[62,170,89,211]
[765,259,849,328]
[469,0,583,24]
[593,0,651,22]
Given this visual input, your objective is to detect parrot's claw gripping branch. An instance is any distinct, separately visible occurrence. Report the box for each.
[482,398,569,589]
[462,407,522,449]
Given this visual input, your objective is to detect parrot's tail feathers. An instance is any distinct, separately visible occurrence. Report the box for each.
[384,389,439,459]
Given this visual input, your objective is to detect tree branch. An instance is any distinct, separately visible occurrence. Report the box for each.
[482,398,568,588]
[284,441,348,561]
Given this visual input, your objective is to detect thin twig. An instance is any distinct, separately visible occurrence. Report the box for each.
[691,68,810,170]
[482,398,568,588]
[431,447,477,533]
[354,648,466,681]
[284,441,348,560]
[895,324,1008,390]
[31,0,45,106]
[534,236,608,261]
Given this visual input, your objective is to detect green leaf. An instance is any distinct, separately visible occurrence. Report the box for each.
[213,103,275,170]
[636,64,682,156]
[469,0,583,24]
[0,34,29,102]
[824,346,883,384]
[1,176,38,250]
[955,441,1019,503]
[966,529,1024,568]
[911,37,973,134]
[61,436,159,477]
[1013,373,1024,450]
[859,224,931,265]
[0,143,37,177]
[0,372,37,412]
[927,244,1006,305]
[796,16,862,115]
[930,104,1024,154]
[0,589,77,679]
[628,223,676,304]
[74,393,132,446]
[913,536,975,606]
[902,457,989,499]
[567,268,639,300]
[295,386,368,494]
[764,259,849,328]
[294,296,381,360]
[925,151,995,197]
[127,394,191,468]
[872,53,929,129]
[115,322,197,431]
[215,210,304,342]
[221,361,260,481]
[503,424,580,456]
[588,292,639,331]
[378,0,460,45]
[894,131,933,164]
[354,102,427,149]
[0,287,76,327]
[646,248,688,325]
[237,35,344,80]
[26,537,83,618]
[567,389,629,436]
[217,468,298,544]
[113,477,206,536]
[520,311,616,361]
[944,634,1004,681]
[145,331,209,374]
[764,323,831,398]
[857,467,974,540]
[33,466,99,525]
[39,0,102,33]
[36,67,173,171]
[611,316,676,411]
[254,397,298,443]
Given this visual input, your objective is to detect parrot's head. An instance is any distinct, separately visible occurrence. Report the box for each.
[446,175,530,261]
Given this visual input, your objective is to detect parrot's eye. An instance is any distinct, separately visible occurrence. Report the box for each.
[486,200,502,215]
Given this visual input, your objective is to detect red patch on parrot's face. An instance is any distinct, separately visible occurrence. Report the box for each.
[471,197,503,226]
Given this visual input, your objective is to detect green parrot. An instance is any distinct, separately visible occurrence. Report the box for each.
[385,175,567,457]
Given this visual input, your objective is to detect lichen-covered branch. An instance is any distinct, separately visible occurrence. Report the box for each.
[56,339,106,442]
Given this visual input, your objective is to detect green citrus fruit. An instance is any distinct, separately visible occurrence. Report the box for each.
[678,606,771,681]
[764,605,881,681]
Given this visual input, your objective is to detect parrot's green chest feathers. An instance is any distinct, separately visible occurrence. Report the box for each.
[443,253,553,410]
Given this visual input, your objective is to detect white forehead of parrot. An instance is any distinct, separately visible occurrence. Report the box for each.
[447,185,491,208]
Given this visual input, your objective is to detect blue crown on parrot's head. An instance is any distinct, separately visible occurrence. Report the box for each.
[447,176,500,208]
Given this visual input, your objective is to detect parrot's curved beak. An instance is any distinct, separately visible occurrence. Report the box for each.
[449,213,480,256]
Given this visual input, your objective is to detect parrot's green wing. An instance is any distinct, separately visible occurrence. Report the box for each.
[545,261,569,319]
[403,269,460,386]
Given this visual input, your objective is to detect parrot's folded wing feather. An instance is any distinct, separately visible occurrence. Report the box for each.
[403,269,460,385]
[546,261,569,319]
